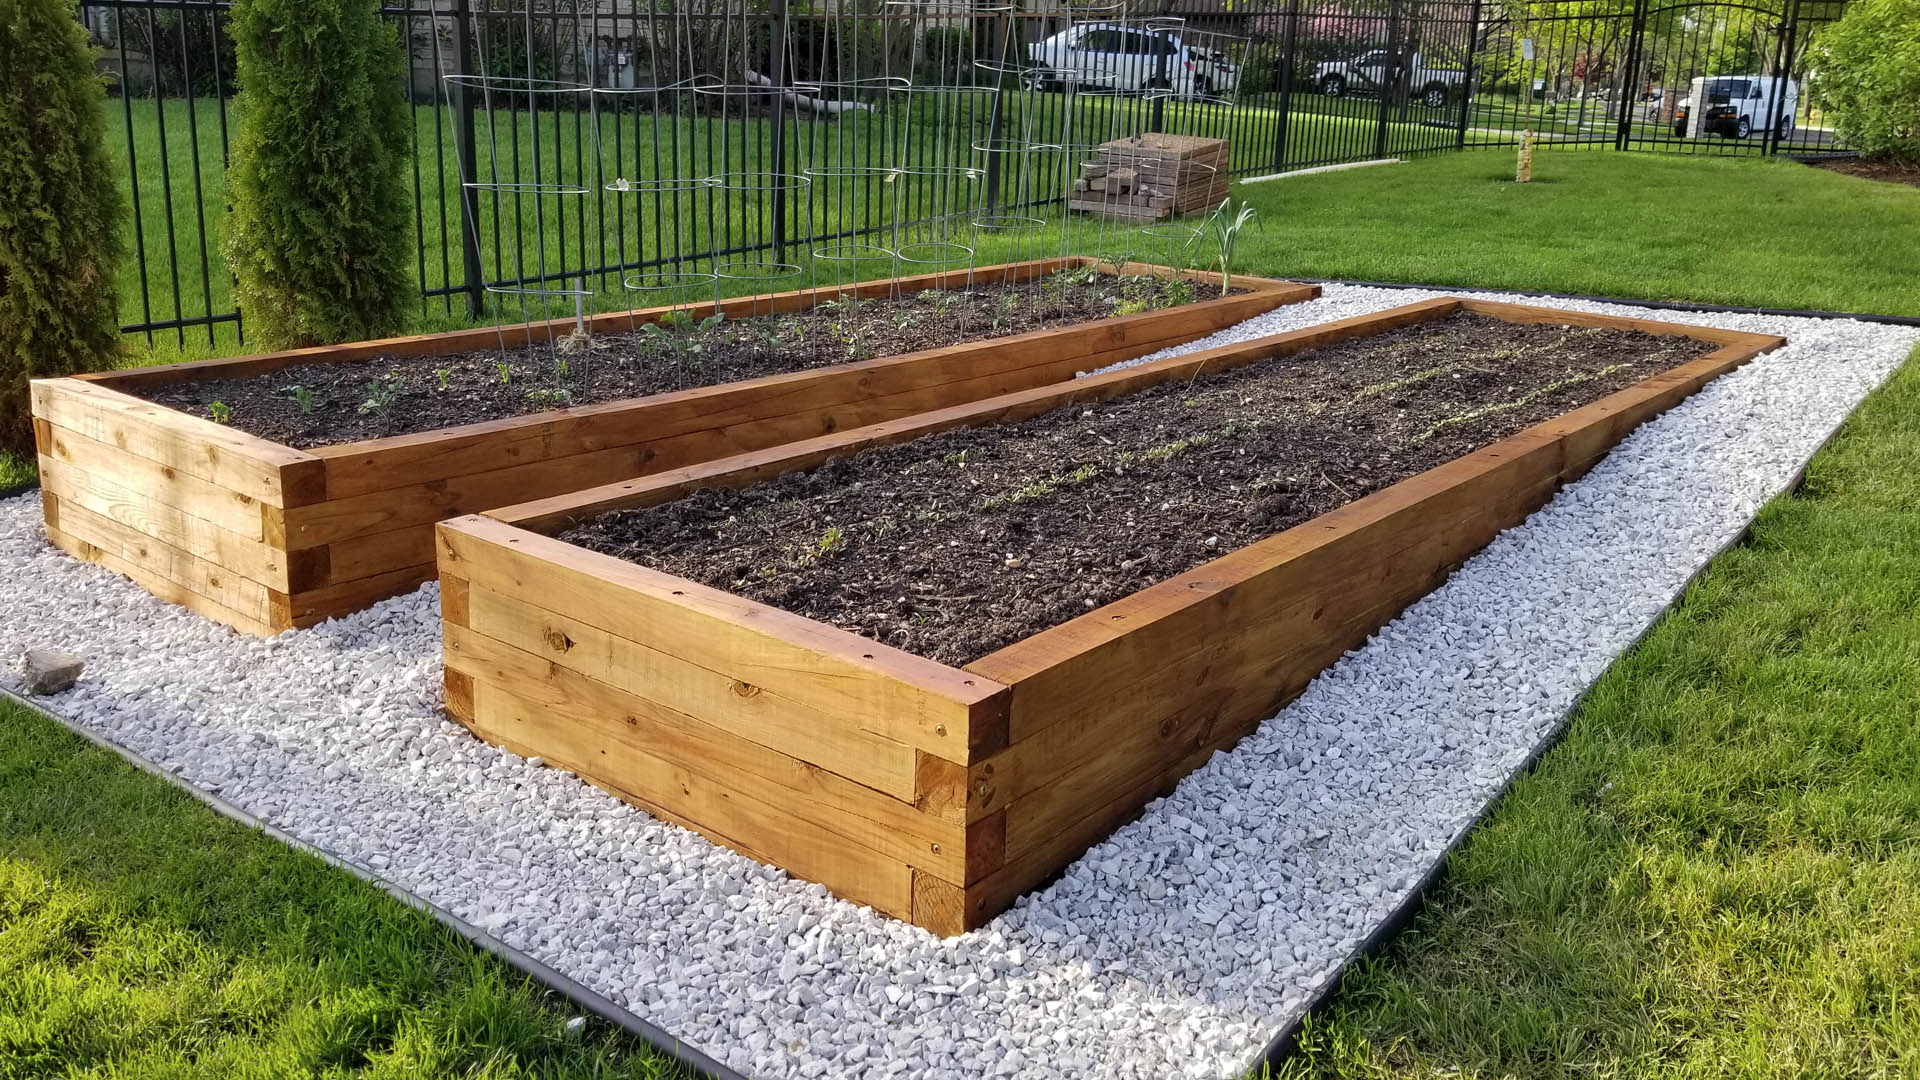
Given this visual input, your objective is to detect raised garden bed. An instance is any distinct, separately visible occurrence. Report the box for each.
[436,298,1783,934]
[31,258,1315,635]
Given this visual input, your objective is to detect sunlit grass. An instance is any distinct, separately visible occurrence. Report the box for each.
[1264,341,1920,1079]
[0,694,693,1078]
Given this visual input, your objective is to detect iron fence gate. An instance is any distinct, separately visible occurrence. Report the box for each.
[75,0,1850,349]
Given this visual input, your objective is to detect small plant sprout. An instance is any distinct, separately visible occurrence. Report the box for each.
[436,368,451,391]
[496,362,512,385]
[357,369,404,414]
[1196,197,1261,296]
[526,387,574,408]
[282,384,314,415]
[208,401,232,424]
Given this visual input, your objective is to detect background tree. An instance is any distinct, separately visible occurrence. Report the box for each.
[0,0,125,455]
[1807,0,1920,164]
[223,0,413,349]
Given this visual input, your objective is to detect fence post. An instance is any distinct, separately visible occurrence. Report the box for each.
[768,0,790,264]
[1612,0,1648,150]
[1763,0,1799,156]
[451,0,486,317]
[1373,0,1400,159]
[982,8,1011,212]
[1269,0,1300,170]
[1455,0,1481,149]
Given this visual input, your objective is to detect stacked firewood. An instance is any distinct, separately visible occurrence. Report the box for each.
[1067,134,1230,221]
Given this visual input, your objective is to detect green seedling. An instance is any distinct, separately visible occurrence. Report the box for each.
[436,368,452,391]
[282,385,314,415]
[526,387,574,408]
[1194,197,1261,296]
[208,401,231,425]
[357,370,404,415]
[496,362,512,385]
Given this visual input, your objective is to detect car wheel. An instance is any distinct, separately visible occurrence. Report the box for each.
[1421,82,1447,108]
[1191,75,1212,99]
[1777,114,1795,137]
[1735,117,1751,138]
[1320,74,1346,97]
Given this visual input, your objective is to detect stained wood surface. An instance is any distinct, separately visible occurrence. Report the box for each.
[36,261,1313,634]
[446,297,1783,933]
[438,514,1010,763]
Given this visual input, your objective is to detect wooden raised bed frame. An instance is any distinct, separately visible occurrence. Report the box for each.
[30,258,1316,635]
[437,297,1783,935]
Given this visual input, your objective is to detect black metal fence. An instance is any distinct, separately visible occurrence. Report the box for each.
[77,0,1851,350]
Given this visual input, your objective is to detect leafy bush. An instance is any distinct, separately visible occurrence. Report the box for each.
[0,0,125,455]
[223,0,413,349]
[1808,0,1920,164]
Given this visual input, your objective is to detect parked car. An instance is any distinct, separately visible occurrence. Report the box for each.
[1672,75,1798,138]
[1311,49,1464,108]
[1025,23,1239,97]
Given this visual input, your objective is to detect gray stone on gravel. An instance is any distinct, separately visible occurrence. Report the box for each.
[0,287,1913,1079]
[22,647,83,695]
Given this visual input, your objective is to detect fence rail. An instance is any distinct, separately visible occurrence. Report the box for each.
[77,0,1849,349]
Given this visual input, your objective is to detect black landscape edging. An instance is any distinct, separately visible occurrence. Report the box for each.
[1296,279,1920,327]
[1251,389,1859,1074]
[0,685,747,1080]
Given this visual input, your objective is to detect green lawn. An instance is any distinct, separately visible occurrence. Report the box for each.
[8,142,1920,1077]
[1273,343,1920,1079]
[1229,149,1920,317]
[0,694,691,1078]
[101,92,1425,363]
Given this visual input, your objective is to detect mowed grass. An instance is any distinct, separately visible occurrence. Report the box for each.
[1269,342,1920,1079]
[0,695,691,1078]
[1230,149,1920,317]
[101,91,1422,362]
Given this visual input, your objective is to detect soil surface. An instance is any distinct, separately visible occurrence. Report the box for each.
[561,312,1720,666]
[139,274,1235,448]
[1813,156,1920,189]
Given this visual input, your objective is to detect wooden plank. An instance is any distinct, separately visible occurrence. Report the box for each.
[969,331,1782,771]
[437,515,1010,762]
[285,564,435,628]
[460,585,923,803]
[489,298,1462,531]
[86,257,1086,392]
[38,426,273,540]
[1457,298,1782,348]
[469,679,918,919]
[43,521,281,637]
[36,454,286,589]
[48,494,279,624]
[308,279,1312,499]
[452,626,970,880]
[30,378,323,506]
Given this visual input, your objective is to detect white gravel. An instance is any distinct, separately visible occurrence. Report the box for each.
[3,284,1915,1080]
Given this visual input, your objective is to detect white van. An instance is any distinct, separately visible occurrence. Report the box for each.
[1673,75,1798,139]
[1025,23,1239,98]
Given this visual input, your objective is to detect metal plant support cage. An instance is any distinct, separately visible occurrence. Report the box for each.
[429,0,1263,376]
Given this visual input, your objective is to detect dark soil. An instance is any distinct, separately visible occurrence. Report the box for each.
[561,312,1719,666]
[1813,156,1920,189]
[139,274,1232,448]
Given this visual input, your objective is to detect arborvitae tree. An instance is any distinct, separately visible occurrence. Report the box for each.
[223,0,413,349]
[0,0,125,455]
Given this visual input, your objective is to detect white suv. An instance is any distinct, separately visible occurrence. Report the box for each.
[1025,24,1239,98]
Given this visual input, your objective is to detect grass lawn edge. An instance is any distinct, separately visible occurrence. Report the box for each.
[1246,338,1920,1079]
